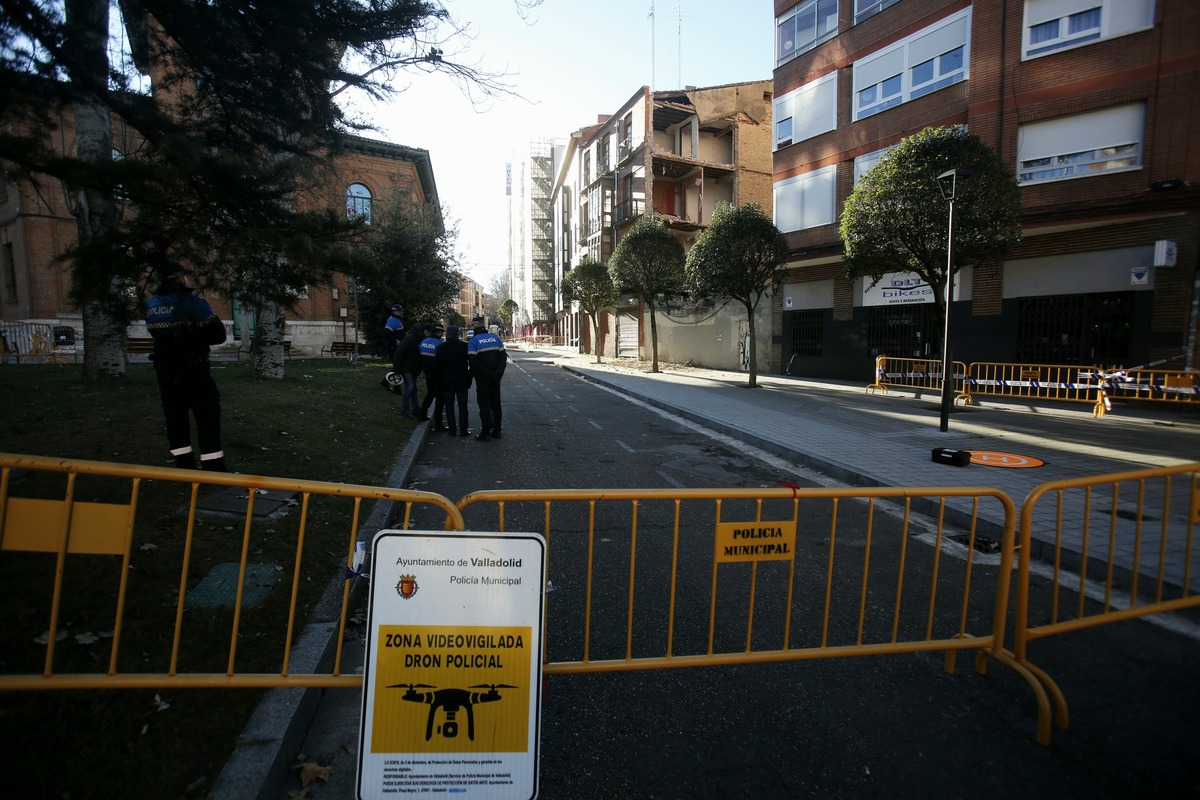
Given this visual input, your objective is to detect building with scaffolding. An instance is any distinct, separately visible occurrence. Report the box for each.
[507,140,562,335]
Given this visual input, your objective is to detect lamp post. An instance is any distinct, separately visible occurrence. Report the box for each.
[936,167,973,433]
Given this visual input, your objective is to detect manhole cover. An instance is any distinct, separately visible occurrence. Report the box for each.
[966,450,1045,468]
[186,562,280,608]
[194,486,298,520]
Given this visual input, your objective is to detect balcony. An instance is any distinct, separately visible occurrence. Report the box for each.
[613,197,645,226]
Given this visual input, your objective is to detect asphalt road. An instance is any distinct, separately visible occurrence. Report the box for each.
[278,352,1200,799]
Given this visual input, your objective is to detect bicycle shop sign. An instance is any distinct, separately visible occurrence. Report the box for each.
[862,272,961,307]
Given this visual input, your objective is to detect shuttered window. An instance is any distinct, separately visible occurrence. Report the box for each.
[774,72,837,149]
[1017,104,1143,184]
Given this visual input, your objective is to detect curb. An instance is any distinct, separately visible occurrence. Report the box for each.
[208,422,430,800]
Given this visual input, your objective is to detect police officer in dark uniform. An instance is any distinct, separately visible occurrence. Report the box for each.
[419,323,447,430]
[145,261,228,471]
[466,316,507,441]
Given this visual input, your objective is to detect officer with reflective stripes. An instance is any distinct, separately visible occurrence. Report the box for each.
[145,254,228,471]
[466,316,507,441]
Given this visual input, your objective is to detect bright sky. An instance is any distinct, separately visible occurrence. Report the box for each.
[352,0,775,288]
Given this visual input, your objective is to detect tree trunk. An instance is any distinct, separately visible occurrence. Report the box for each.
[648,300,659,373]
[745,299,758,388]
[68,0,125,383]
[590,310,603,364]
[253,299,286,379]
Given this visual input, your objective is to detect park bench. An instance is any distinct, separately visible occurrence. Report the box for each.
[322,341,363,358]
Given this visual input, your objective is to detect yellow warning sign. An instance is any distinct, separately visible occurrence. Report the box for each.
[714,521,797,562]
[371,624,532,753]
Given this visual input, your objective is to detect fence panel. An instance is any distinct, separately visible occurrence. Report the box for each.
[866,355,967,400]
[0,454,465,691]
[455,485,1055,736]
[1013,462,1200,737]
[1104,368,1200,409]
[962,362,1106,414]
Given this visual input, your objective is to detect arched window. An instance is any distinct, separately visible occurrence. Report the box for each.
[347,183,372,224]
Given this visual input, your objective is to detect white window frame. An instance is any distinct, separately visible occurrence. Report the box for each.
[1022,0,1155,61]
[1016,103,1144,185]
[777,0,839,66]
[774,165,837,233]
[852,7,971,122]
[854,0,899,24]
[853,146,892,185]
[774,72,838,150]
[347,183,373,224]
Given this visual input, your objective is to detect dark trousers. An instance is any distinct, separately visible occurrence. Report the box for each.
[155,362,223,469]
[421,373,444,423]
[474,375,502,434]
[443,386,469,434]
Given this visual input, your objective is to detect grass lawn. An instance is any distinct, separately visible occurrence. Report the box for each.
[0,357,416,799]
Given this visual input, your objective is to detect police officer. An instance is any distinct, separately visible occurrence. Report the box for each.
[419,323,447,430]
[380,304,405,389]
[145,260,228,471]
[466,316,507,441]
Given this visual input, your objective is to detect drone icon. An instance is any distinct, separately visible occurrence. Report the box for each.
[389,683,515,741]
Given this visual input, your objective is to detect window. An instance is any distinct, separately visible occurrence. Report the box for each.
[777,0,838,66]
[853,8,970,121]
[855,0,899,24]
[1022,0,1154,60]
[774,72,837,149]
[1017,103,1143,185]
[774,165,836,233]
[853,146,892,184]
[347,183,372,224]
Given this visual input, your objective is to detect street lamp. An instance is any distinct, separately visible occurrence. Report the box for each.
[936,167,974,433]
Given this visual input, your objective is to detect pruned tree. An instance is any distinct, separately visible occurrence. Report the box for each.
[686,202,788,388]
[562,256,618,363]
[840,126,1022,333]
[0,0,521,382]
[608,215,686,372]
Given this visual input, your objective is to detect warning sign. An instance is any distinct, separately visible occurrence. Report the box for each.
[714,521,797,562]
[357,532,545,800]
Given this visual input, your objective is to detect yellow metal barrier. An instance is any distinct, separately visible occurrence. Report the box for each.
[0,454,466,690]
[1013,462,1200,741]
[1103,367,1200,409]
[962,362,1107,415]
[455,485,1053,735]
[865,354,968,402]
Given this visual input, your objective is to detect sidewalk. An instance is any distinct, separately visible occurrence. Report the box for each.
[544,346,1200,589]
[223,345,1200,799]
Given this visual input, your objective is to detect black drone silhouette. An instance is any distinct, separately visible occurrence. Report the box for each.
[388,683,517,741]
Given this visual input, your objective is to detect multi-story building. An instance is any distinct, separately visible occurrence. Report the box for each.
[0,129,441,356]
[551,81,774,368]
[773,0,1199,379]
[507,140,562,336]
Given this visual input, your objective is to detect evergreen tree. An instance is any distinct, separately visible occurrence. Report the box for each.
[563,256,618,363]
[686,203,788,388]
[608,215,686,372]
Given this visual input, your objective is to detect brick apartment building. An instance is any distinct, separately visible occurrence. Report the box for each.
[0,128,442,357]
[773,0,1199,379]
[548,80,775,370]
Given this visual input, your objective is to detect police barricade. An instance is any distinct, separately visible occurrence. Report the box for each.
[866,354,968,400]
[1102,367,1200,410]
[961,361,1107,415]
[455,486,1054,735]
[1013,462,1200,742]
[0,453,466,690]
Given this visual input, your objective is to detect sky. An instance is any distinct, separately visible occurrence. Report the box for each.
[345,0,776,289]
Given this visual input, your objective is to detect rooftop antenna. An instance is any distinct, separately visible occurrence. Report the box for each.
[649,0,655,90]
[677,2,682,89]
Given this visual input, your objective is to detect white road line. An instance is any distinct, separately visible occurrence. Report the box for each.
[588,420,604,430]
[614,439,635,453]
[657,470,685,488]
